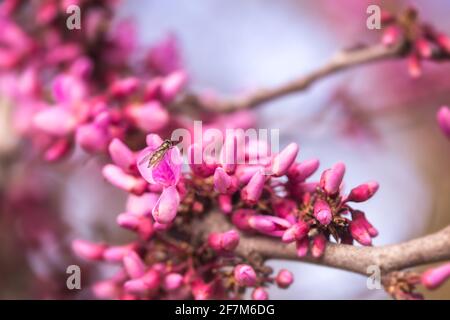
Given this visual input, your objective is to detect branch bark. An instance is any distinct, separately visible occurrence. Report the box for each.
[178,42,407,113]
[200,211,450,276]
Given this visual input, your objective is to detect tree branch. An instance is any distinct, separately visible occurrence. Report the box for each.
[178,42,407,113]
[200,211,450,276]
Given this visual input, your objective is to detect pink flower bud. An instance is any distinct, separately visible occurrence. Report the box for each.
[102,164,147,194]
[437,106,450,139]
[109,138,136,172]
[44,139,71,162]
[124,269,160,294]
[123,251,146,279]
[320,162,345,195]
[92,280,120,299]
[416,38,432,58]
[188,143,217,177]
[287,158,320,182]
[109,77,139,97]
[164,273,184,291]
[33,107,77,136]
[152,186,180,224]
[103,244,135,262]
[382,25,402,46]
[126,101,169,133]
[313,199,332,226]
[234,264,257,287]
[352,211,378,237]
[241,170,266,205]
[218,194,232,214]
[191,280,213,300]
[311,234,326,258]
[117,213,154,240]
[276,269,294,288]
[248,215,291,237]
[72,239,106,261]
[271,143,299,177]
[408,53,422,79]
[220,134,237,174]
[252,287,269,300]
[75,122,109,154]
[436,33,450,54]
[349,217,372,246]
[282,221,309,243]
[161,70,187,102]
[345,181,379,203]
[421,263,450,290]
[296,237,309,257]
[213,167,237,194]
[208,230,240,252]
[235,165,265,184]
[232,209,256,231]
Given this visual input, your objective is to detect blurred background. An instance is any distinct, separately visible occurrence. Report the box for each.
[1,0,450,299]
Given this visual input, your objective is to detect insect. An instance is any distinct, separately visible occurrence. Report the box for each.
[138,138,181,168]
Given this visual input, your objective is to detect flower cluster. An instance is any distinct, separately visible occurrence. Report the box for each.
[381,7,450,78]
[72,132,379,299]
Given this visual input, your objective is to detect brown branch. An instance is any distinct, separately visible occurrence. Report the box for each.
[200,211,450,276]
[177,42,407,114]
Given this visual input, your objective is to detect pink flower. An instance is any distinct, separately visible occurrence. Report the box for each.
[208,230,240,253]
[188,143,217,177]
[75,122,110,154]
[345,181,379,203]
[252,287,269,300]
[313,199,332,226]
[422,263,450,290]
[320,162,345,195]
[164,273,184,291]
[248,215,291,237]
[234,264,257,287]
[349,212,373,246]
[109,138,137,173]
[124,269,160,294]
[103,244,136,262]
[102,164,147,195]
[33,107,77,136]
[147,33,182,75]
[231,209,256,231]
[123,251,146,279]
[126,101,169,133]
[116,213,154,240]
[126,193,159,217]
[241,170,266,205]
[271,143,299,177]
[311,234,326,258]
[152,186,180,224]
[160,70,188,103]
[282,221,309,243]
[437,106,450,139]
[276,269,294,288]
[288,158,320,182]
[137,135,182,187]
[213,167,237,194]
[72,239,106,261]
[296,237,309,257]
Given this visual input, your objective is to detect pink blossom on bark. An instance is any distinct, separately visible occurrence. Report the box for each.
[234,264,257,287]
[421,263,450,290]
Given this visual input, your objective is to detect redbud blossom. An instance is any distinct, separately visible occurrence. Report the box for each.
[313,199,332,226]
[276,269,294,288]
[252,287,269,300]
[33,107,77,136]
[164,273,184,291]
[126,101,169,133]
[75,122,109,154]
[311,234,326,258]
[220,134,237,174]
[232,209,256,231]
[421,263,450,290]
[109,138,136,172]
[382,25,402,46]
[72,239,106,261]
[124,269,160,294]
[241,170,266,205]
[160,70,187,102]
[345,181,379,203]
[92,280,120,299]
[271,143,299,177]
[208,230,240,252]
[152,186,180,224]
[188,144,216,177]
[349,215,372,246]
[103,244,136,262]
[102,164,147,194]
[296,237,309,257]
[213,167,235,194]
[126,193,159,217]
[288,158,320,182]
[282,221,309,243]
[437,106,450,139]
[123,251,146,279]
[218,194,232,214]
[234,264,257,287]
[320,162,345,195]
[248,215,291,237]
